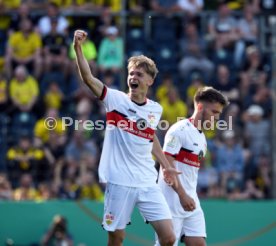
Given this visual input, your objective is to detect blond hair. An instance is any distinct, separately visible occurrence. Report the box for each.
[128,55,158,79]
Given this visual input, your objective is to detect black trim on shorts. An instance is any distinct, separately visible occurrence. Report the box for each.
[180,234,186,242]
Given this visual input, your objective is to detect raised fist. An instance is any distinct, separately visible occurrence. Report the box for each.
[73,30,87,47]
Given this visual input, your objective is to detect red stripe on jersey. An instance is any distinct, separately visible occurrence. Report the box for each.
[175,149,200,168]
[106,111,154,141]
[164,151,176,157]
[99,86,107,100]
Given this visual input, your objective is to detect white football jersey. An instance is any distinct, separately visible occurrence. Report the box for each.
[98,87,162,187]
[159,119,207,217]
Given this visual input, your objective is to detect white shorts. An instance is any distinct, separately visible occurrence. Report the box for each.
[173,208,206,241]
[102,183,172,231]
[155,207,206,246]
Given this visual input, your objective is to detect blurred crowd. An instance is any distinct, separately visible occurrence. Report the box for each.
[0,0,274,202]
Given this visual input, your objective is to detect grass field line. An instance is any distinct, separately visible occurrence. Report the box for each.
[209,221,276,246]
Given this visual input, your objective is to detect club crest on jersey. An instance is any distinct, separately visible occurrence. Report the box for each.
[198,150,204,161]
[148,114,156,126]
[105,213,114,225]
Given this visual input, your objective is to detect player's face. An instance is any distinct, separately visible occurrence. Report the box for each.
[201,102,223,128]
[127,66,153,96]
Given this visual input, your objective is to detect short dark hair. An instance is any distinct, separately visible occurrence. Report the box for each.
[194,86,229,107]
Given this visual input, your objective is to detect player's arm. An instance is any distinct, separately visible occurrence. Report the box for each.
[152,134,181,186]
[165,154,196,212]
[73,30,104,98]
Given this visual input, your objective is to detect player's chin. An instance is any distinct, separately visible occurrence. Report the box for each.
[129,87,139,94]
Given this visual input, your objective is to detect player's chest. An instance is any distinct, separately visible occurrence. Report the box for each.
[117,103,160,129]
[182,131,207,158]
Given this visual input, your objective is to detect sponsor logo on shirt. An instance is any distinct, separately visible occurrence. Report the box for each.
[136,118,147,130]
[107,111,154,141]
[182,157,200,167]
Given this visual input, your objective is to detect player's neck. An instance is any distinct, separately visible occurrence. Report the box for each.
[189,113,202,130]
[129,94,147,105]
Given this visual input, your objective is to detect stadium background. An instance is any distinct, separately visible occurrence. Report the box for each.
[0,0,275,245]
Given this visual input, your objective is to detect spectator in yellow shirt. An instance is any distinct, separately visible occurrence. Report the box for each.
[6,135,45,186]
[79,173,104,201]
[54,0,104,12]
[13,174,38,201]
[35,182,54,201]
[186,72,205,108]
[5,18,42,78]
[160,87,188,125]
[155,74,174,102]
[44,82,64,110]
[68,0,122,13]
[48,0,71,9]
[9,65,39,112]
[34,108,67,144]
[0,0,21,10]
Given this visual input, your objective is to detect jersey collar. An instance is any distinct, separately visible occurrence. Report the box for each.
[189,118,202,133]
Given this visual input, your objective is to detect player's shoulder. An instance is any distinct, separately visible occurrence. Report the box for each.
[168,118,191,133]
[106,87,128,98]
[146,98,163,112]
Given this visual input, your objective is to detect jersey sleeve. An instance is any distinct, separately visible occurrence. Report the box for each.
[99,86,125,112]
[163,127,182,157]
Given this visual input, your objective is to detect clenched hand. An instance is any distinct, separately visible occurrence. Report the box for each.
[73,30,87,47]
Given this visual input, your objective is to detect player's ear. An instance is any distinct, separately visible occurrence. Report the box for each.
[147,78,154,86]
[197,103,203,112]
